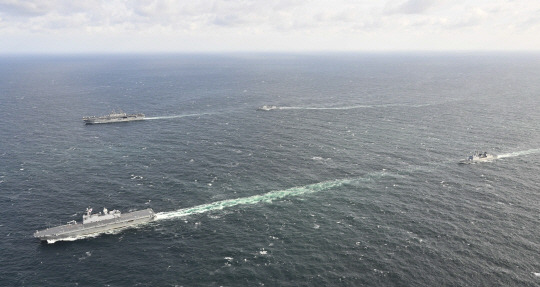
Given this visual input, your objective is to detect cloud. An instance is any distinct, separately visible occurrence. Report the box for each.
[385,0,441,15]
[446,8,488,28]
[1,0,540,52]
[515,8,540,30]
[0,0,368,32]
[0,0,53,16]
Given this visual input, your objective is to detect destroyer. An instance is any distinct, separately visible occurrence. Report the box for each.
[34,208,155,243]
[459,151,497,164]
[83,111,145,124]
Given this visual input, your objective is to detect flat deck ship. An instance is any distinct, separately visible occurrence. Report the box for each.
[83,111,145,124]
[34,208,155,243]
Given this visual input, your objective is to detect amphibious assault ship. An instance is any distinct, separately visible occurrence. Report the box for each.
[34,208,155,243]
[83,111,145,124]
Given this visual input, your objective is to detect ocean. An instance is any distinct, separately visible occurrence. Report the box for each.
[1,53,540,286]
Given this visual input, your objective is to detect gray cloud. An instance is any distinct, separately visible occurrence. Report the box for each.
[0,0,53,17]
[385,0,441,15]
[213,14,246,27]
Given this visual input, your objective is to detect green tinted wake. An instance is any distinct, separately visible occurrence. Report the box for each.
[155,178,355,221]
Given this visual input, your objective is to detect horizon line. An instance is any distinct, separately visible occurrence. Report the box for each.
[1,49,540,57]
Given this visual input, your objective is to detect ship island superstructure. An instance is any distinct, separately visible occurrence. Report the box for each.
[83,111,145,124]
[34,207,155,243]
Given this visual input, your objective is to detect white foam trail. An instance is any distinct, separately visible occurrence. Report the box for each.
[277,103,432,111]
[145,113,214,120]
[45,173,389,242]
[47,234,101,244]
[279,105,374,110]
[496,148,540,159]
[155,178,358,221]
[47,233,108,244]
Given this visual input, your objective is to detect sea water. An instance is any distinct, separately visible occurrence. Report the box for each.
[1,53,540,286]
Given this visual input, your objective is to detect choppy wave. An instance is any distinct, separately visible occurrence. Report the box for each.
[40,147,540,243]
[8,53,540,286]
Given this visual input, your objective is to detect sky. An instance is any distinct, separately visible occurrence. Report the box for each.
[1,0,540,54]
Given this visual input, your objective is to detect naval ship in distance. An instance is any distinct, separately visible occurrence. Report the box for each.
[34,208,155,243]
[83,111,145,124]
[459,151,497,164]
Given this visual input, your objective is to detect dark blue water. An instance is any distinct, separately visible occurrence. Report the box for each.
[1,53,540,286]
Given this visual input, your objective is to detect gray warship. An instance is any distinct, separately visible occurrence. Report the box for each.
[83,111,145,124]
[459,151,497,164]
[34,207,155,243]
[257,105,278,111]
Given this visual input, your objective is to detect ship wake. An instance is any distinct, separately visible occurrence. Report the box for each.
[155,172,390,221]
[145,112,215,120]
[43,172,389,243]
[496,148,540,159]
[155,179,351,220]
[277,103,432,111]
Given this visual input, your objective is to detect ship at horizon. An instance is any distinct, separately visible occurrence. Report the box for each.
[256,105,279,111]
[83,111,145,124]
[34,207,155,243]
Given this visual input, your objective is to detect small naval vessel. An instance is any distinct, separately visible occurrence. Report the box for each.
[459,151,497,164]
[83,111,145,124]
[34,207,155,243]
[257,105,278,111]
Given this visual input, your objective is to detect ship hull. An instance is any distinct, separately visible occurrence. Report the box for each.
[34,209,155,242]
[257,105,278,111]
[83,114,145,124]
[459,154,497,164]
